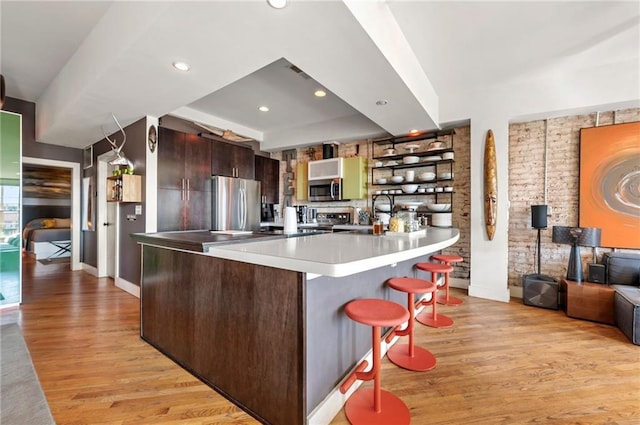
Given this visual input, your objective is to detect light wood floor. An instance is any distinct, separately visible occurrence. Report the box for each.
[2,256,639,424]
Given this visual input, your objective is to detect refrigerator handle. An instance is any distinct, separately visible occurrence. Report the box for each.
[181,178,185,201]
[240,188,246,230]
[186,179,190,201]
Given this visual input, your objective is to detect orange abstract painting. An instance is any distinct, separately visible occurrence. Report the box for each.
[579,122,640,249]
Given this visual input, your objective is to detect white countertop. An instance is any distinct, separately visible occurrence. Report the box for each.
[206,227,459,277]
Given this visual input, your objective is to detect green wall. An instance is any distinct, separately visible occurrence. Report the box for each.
[0,111,22,305]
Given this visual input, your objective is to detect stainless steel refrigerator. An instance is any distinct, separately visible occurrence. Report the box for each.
[211,176,261,231]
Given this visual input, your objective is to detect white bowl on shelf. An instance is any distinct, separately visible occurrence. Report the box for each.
[438,172,453,180]
[374,161,384,167]
[432,213,452,227]
[402,156,420,165]
[376,204,391,212]
[390,175,404,183]
[427,141,446,150]
[401,184,418,193]
[376,178,388,184]
[442,152,454,160]
[444,186,454,192]
[419,172,436,181]
[426,203,451,212]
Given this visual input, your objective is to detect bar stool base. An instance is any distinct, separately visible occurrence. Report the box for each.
[345,388,411,425]
[387,344,436,371]
[437,295,464,306]
[416,311,454,328]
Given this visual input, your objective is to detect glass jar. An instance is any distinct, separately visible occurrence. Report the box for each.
[397,211,418,232]
[389,214,404,233]
[373,218,383,236]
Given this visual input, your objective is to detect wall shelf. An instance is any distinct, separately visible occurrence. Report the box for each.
[107,174,141,203]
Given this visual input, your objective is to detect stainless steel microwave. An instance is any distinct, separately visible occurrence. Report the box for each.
[308,178,343,202]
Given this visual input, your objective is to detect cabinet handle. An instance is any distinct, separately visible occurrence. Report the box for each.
[181,178,185,201]
[186,179,190,201]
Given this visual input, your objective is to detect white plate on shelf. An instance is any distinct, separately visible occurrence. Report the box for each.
[384,161,398,166]
[422,155,442,162]
[398,201,423,210]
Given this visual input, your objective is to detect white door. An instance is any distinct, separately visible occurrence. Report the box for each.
[97,153,119,279]
[106,201,117,278]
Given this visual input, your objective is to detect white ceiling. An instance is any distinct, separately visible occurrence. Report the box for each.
[1,1,638,152]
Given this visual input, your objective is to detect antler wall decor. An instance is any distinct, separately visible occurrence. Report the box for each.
[102,113,132,168]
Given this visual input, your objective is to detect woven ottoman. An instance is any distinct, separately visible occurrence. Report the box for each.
[613,285,640,345]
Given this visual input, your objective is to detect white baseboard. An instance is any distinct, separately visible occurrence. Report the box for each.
[80,264,138,298]
[81,263,98,276]
[115,277,140,298]
[450,277,469,290]
[510,285,523,299]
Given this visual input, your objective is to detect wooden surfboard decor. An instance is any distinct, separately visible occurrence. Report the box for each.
[484,129,497,240]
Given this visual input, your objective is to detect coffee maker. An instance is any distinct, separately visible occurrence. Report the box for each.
[261,203,275,222]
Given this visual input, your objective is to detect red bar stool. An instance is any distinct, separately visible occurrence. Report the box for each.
[340,298,411,425]
[385,277,437,372]
[414,262,454,328]
[432,254,464,306]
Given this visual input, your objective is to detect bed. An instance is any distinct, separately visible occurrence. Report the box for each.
[23,218,71,259]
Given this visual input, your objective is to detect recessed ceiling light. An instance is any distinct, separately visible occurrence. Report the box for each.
[267,0,287,9]
[314,89,326,98]
[172,61,190,71]
[376,99,388,106]
[259,106,270,112]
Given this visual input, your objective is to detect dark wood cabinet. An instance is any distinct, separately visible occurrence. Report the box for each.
[211,139,255,179]
[157,127,185,190]
[254,155,280,203]
[157,189,211,232]
[158,128,211,191]
[157,127,212,231]
[184,133,212,192]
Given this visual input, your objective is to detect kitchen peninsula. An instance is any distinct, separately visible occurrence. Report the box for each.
[133,228,459,424]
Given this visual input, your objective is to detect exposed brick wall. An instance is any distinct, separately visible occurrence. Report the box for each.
[449,126,471,279]
[508,108,640,287]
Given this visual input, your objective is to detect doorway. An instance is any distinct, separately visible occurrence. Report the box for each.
[96,153,118,278]
[22,157,81,271]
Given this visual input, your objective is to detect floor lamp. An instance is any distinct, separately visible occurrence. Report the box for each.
[552,226,602,283]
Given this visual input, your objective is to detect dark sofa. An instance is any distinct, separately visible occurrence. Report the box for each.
[603,252,640,345]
